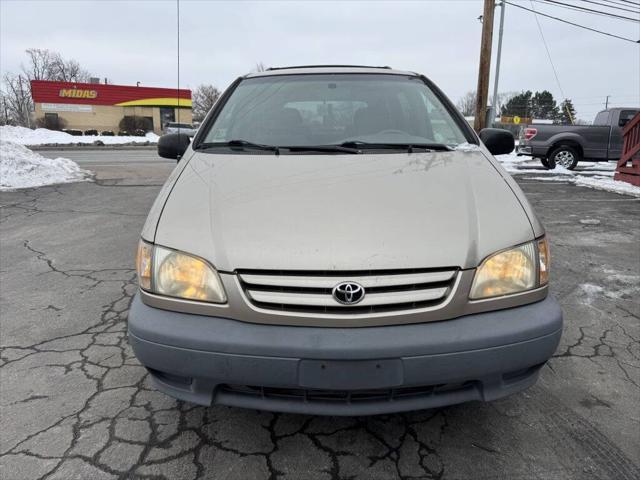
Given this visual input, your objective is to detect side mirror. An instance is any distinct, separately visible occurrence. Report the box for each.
[479,128,515,156]
[158,133,191,160]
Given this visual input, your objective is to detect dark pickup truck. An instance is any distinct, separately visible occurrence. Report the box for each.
[517,107,639,170]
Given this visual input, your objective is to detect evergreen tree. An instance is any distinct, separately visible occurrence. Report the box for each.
[501,91,532,118]
[558,98,576,125]
[531,90,559,121]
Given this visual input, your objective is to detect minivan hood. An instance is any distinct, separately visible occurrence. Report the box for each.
[154,150,534,271]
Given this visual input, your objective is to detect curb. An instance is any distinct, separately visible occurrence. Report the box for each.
[28,144,158,151]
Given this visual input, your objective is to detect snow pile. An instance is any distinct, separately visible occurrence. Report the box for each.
[495,151,640,197]
[572,175,640,197]
[0,125,159,146]
[0,140,92,191]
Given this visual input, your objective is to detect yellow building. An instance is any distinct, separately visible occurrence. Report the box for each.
[31,80,192,134]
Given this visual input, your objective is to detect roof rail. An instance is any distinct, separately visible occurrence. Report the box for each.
[265,65,392,71]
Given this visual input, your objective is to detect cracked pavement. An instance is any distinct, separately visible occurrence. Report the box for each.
[1,156,639,479]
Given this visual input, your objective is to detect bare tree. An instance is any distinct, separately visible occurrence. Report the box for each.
[192,84,221,122]
[22,48,56,81]
[1,48,93,127]
[2,73,33,127]
[22,48,91,83]
[254,62,266,72]
[456,91,476,117]
[490,91,516,116]
[457,90,516,118]
[0,91,12,125]
[51,54,91,82]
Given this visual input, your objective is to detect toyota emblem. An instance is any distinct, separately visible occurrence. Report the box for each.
[332,282,365,305]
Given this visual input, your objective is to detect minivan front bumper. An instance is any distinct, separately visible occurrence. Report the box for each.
[128,294,562,416]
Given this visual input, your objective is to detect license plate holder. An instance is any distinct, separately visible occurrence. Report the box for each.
[298,359,403,390]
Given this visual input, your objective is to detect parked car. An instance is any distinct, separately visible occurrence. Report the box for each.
[163,122,198,137]
[518,107,639,170]
[129,65,562,416]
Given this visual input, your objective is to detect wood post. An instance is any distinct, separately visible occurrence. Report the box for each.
[474,0,495,132]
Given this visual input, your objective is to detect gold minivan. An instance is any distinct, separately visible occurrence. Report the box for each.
[129,65,562,415]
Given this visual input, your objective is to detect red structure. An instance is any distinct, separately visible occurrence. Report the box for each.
[30,80,191,107]
[615,111,640,186]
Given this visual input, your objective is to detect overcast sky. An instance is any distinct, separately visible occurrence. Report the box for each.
[1,0,638,120]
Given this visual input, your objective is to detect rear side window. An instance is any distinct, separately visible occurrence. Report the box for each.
[618,110,639,128]
[593,111,610,126]
[203,74,469,148]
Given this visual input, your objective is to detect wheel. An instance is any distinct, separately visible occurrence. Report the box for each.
[547,145,580,170]
[540,157,551,169]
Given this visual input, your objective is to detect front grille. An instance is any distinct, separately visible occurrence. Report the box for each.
[237,268,458,314]
[220,382,478,403]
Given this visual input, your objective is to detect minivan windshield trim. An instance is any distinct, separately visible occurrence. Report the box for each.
[192,73,478,151]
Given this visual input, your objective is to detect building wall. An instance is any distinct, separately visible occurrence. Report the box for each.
[34,104,192,134]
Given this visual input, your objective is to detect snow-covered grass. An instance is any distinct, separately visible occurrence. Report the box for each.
[0,125,159,146]
[0,140,92,191]
[495,151,640,197]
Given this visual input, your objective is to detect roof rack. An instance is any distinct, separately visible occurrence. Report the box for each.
[265,65,392,71]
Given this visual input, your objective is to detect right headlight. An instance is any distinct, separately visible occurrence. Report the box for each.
[470,237,549,300]
[136,240,227,303]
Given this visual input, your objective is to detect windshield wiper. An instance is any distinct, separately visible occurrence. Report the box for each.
[283,145,361,154]
[197,140,280,154]
[339,141,452,152]
[196,142,361,155]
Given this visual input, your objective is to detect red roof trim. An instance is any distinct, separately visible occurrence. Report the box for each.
[30,80,191,106]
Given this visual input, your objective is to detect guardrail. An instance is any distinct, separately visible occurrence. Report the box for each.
[615,112,640,186]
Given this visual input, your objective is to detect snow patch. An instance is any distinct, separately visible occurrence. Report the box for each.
[495,151,640,197]
[573,176,640,197]
[579,283,605,303]
[579,218,601,225]
[454,143,481,152]
[0,140,92,191]
[0,125,159,146]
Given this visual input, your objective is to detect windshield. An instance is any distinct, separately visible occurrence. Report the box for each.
[201,74,469,149]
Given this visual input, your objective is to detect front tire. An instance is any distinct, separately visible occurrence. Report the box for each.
[547,145,580,170]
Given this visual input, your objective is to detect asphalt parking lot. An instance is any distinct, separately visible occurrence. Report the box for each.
[1,150,639,480]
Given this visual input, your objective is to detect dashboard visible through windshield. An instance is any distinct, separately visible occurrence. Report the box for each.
[200,74,470,152]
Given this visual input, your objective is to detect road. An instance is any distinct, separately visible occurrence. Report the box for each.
[37,148,176,187]
[1,149,639,479]
[36,148,167,164]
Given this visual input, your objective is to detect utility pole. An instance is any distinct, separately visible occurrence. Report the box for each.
[488,1,505,127]
[474,0,496,132]
[605,95,610,109]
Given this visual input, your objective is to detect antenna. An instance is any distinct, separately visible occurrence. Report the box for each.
[176,0,181,132]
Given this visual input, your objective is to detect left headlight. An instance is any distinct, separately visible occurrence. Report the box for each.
[470,238,549,300]
[136,240,227,303]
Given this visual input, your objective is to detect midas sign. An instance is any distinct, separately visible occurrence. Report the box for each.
[59,88,98,99]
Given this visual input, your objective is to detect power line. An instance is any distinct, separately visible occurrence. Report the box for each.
[580,0,640,14]
[529,2,568,97]
[536,0,640,22]
[505,1,640,43]
[602,0,640,8]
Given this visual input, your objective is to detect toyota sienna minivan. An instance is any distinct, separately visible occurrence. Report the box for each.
[129,66,562,416]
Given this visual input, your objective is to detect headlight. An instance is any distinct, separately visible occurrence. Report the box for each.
[135,240,226,303]
[470,238,549,300]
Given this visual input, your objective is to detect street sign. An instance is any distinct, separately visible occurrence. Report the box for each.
[500,115,531,125]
